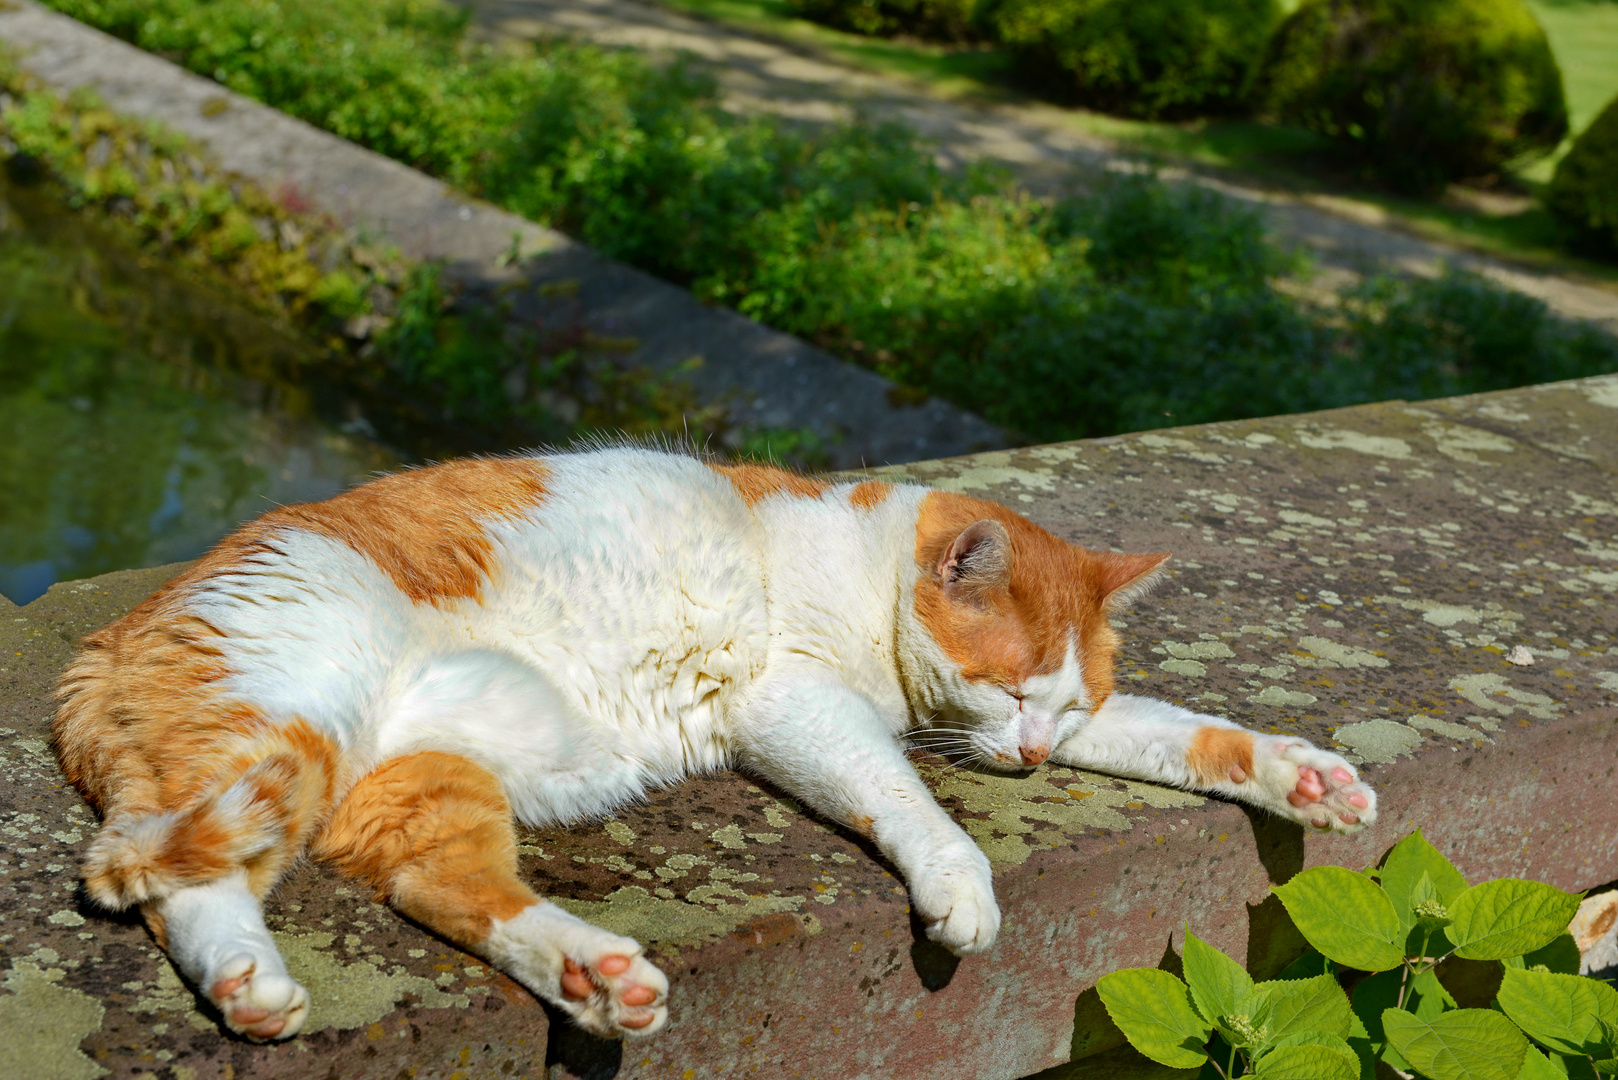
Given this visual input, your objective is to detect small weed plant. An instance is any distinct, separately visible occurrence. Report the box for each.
[1098,830,1609,1079]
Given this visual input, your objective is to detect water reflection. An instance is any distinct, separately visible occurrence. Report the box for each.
[0,181,402,605]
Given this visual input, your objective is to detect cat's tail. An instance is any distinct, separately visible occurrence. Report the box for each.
[81,721,339,910]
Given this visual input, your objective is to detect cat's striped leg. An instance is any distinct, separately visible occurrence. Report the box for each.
[1051,694,1376,833]
[315,751,668,1039]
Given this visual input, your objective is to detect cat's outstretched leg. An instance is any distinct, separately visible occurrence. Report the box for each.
[150,871,310,1039]
[69,720,338,1041]
[1051,694,1376,832]
[315,751,667,1039]
[734,675,1000,955]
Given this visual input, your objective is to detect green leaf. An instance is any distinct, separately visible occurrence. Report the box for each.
[1277,950,1334,981]
[1380,830,1468,933]
[1268,1031,1357,1058]
[1542,1050,1600,1080]
[1448,880,1584,961]
[1497,968,1618,1057]
[1409,966,1458,1024]
[1382,1007,1528,1080]
[1597,1018,1618,1059]
[1273,868,1405,972]
[1260,973,1354,1041]
[1250,1038,1359,1080]
[1183,931,1253,1026]
[1351,968,1405,1067]
[1096,968,1212,1069]
[1521,1047,1569,1080]
[1521,934,1583,976]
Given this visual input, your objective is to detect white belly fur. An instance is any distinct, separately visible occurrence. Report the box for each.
[197,450,771,827]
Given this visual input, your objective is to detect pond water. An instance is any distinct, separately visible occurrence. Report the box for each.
[0,181,404,605]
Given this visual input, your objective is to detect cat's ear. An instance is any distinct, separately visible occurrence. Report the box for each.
[937,519,1012,602]
[1094,551,1171,612]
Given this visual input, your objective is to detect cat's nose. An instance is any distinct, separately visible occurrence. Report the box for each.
[1019,744,1050,766]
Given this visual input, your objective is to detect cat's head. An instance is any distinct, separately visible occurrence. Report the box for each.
[900,492,1168,772]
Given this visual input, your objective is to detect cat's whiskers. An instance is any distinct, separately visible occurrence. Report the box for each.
[905,727,990,771]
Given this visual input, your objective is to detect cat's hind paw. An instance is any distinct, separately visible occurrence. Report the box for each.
[207,952,310,1041]
[909,844,1000,956]
[1251,736,1376,834]
[484,902,669,1040]
[560,952,668,1037]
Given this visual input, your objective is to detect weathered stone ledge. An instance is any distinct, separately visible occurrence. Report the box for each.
[0,0,1004,469]
[3,375,1616,1079]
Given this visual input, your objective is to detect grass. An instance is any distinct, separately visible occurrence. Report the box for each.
[639,0,1618,276]
[1526,0,1618,138]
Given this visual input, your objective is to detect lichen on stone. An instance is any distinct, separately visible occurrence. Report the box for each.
[272,929,469,1032]
[0,961,108,1080]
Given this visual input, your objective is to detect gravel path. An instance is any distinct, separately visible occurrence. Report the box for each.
[464,0,1618,333]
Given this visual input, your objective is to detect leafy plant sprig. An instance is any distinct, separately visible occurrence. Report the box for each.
[1096,830,1611,1079]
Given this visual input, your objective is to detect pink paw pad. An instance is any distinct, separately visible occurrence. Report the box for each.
[206,955,309,1041]
[562,955,663,1030]
[1260,738,1378,834]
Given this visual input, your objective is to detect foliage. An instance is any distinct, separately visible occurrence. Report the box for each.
[1548,92,1618,258]
[782,0,1279,118]
[35,0,1618,444]
[1258,0,1569,193]
[0,59,720,454]
[1097,830,1610,1079]
[784,0,994,43]
[991,0,1282,117]
[1339,266,1618,402]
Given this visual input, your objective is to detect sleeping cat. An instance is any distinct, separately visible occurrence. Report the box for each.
[53,446,1376,1042]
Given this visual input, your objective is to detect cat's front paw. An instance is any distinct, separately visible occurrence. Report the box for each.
[206,952,310,1041]
[1248,736,1376,833]
[485,902,669,1039]
[908,844,1000,956]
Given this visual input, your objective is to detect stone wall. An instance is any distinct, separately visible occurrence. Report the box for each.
[3,375,1616,1079]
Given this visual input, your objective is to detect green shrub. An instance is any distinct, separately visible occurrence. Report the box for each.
[1099,830,1605,1079]
[37,0,1618,446]
[1341,266,1618,400]
[991,0,1282,118]
[784,0,992,42]
[1259,0,1569,193]
[1548,93,1618,258]
[0,65,718,452]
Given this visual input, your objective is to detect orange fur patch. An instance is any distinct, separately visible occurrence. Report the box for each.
[263,457,549,606]
[1187,727,1255,786]
[848,481,893,510]
[72,714,339,907]
[912,491,1167,703]
[55,459,544,905]
[709,462,829,506]
[56,458,545,813]
[315,752,536,947]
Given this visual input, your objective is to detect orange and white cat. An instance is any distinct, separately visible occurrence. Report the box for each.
[54,447,1376,1042]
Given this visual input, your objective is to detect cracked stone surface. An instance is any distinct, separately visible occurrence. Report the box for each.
[2,374,1616,1078]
